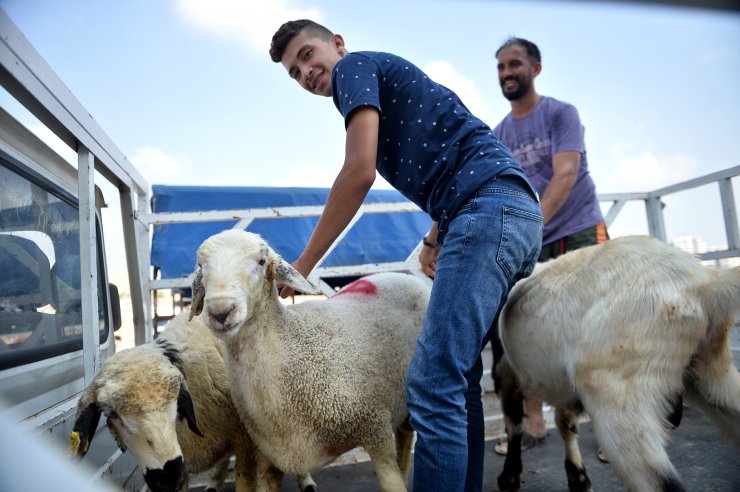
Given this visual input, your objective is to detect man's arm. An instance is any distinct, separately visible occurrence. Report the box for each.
[539,151,579,225]
[283,106,379,297]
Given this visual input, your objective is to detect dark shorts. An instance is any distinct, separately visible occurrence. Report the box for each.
[538,223,609,262]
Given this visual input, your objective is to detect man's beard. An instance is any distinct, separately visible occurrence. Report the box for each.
[501,76,530,101]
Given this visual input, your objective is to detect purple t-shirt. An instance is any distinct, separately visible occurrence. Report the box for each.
[493,96,603,245]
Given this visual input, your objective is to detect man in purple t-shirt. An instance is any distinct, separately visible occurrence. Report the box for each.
[491,37,609,457]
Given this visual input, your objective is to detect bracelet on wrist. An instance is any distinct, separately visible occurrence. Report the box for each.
[422,236,441,249]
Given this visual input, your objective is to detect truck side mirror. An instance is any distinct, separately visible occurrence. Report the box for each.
[108,283,122,331]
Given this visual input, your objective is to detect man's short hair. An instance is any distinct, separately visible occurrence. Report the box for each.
[495,37,541,65]
[270,19,334,63]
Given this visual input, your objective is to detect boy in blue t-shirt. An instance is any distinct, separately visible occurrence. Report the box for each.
[270,19,542,492]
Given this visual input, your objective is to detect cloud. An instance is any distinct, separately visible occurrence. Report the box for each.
[130,147,193,186]
[270,163,395,190]
[422,61,492,121]
[272,163,335,187]
[175,0,323,55]
[601,149,698,192]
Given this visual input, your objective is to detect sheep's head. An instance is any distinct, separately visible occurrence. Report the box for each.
[70,343,203,492]
[189,230,320,338]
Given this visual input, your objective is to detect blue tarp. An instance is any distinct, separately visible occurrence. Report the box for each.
[150,185,432,280]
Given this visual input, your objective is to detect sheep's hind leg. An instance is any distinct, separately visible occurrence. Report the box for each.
[496,358,525,492]
[253,451,285,492]
[555,403,591,492]
[582,388,685,492]
[205,453,231,492]
[296,473,317,492]
[395,415,414,483]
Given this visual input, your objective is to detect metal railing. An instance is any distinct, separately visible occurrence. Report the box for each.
[600,165,740,262]
[144,200,432,299]
[145,165,740,317]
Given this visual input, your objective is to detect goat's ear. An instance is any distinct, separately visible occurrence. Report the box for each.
[269,251,321,295]
[69,387,102,458]
[189,267,205,321]
[177,384,204,437]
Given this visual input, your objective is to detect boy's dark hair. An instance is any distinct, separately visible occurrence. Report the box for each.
[270,19,334,63]
[495,37,541,65]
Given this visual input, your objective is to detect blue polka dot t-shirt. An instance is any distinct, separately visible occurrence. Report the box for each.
[332,51,527,241]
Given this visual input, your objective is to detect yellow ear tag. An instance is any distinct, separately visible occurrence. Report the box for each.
[68,431,82,456]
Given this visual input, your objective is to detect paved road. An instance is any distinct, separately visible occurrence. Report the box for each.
[192,403,738,492]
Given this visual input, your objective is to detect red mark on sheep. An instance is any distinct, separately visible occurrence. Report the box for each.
[333,279,378,298]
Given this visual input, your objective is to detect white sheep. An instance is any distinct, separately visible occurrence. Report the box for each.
[70,311,317,492]
[494,235,740,492]
[189,229,429,492]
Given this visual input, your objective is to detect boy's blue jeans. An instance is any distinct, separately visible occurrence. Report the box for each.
[407,174,542,492]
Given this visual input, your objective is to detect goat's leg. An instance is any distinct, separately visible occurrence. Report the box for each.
[395,415,414,483]
[366,426,407,492]
[554,404,591,492]
[496,359,525,492]
[581,388,685,492]
[684,330,740,446]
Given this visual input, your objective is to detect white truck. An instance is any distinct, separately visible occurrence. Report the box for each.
[1,7,738,491]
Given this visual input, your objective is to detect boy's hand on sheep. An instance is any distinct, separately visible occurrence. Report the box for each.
[419,243,439,278]
[278,258,312,299]
[278,284,294,299]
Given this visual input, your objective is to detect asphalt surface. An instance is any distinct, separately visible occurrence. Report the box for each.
[192,404,739,492]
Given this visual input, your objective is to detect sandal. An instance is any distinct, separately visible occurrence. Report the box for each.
[494,432,547,455]
[597,448,609,463]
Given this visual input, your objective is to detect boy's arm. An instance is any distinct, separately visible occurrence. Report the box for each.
[282,106,379,297]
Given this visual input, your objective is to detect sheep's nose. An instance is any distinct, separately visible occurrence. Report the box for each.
[144,456,186,492]
[211,309,231,324]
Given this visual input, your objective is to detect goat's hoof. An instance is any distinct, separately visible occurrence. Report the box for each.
[496,474,521,492]
[302,486,318,492]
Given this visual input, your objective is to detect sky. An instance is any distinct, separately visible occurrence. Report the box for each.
[1,0,739,280]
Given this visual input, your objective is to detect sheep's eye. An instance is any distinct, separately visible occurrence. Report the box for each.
[258,259,266,266]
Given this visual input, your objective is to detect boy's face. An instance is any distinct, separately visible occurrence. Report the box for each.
[281,30,346,97]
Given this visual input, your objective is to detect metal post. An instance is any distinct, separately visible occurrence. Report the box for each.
[719,178,739,250]
[645,195,667,242]
[120,188,151,345]
[78,145,100,383]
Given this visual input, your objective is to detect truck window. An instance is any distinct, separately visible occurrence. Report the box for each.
[0,156,110,370]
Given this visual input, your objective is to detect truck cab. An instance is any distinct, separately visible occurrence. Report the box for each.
[0,9,150,489]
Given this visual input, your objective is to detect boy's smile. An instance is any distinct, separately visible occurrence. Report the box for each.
[281,30,347,97]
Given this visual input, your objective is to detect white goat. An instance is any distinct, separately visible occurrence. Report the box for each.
[70,311,316,492]
[189,229,429,492]
[494,235,740,492]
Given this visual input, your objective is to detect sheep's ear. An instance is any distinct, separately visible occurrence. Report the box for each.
[189,267,205,321]
[177,384,204,437]
[270,253,321,295]
[69,388,102,458]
